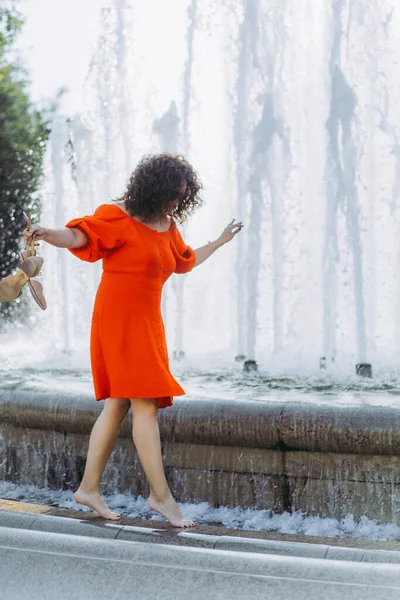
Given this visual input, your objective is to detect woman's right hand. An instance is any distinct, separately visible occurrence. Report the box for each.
[22,224,47,244]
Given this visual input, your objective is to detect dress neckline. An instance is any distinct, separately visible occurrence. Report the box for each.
[112,203,175,234]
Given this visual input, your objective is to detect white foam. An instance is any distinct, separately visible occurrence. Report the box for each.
[1,480,399,541]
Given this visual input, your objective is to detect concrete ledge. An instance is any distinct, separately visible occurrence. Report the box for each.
[2,506,400,564]
[3,526,400,595]
[4,526,400,600]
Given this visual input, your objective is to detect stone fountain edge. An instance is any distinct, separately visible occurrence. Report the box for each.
[1,387,399,455]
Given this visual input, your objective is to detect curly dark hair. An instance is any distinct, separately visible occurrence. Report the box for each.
[114,153,203,224]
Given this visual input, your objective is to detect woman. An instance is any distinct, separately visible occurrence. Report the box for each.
[23,153,243,527]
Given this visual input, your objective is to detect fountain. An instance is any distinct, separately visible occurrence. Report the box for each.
[2,0,400,527]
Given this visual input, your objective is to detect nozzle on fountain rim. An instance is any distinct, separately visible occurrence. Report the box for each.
[244,359,258,372]
[356,363,372,378]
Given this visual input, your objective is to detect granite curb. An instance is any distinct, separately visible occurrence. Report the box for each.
[2,500,400,564]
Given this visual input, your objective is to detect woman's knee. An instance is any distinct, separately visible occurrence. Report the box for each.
[103,397,131,418]
[129,397,158,419]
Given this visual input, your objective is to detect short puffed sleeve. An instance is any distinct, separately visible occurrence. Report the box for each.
[170,223,197,274]
[65,204,127,262]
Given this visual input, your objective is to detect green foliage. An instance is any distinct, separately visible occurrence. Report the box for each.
[0,2,50,325]
[0,2,24,55]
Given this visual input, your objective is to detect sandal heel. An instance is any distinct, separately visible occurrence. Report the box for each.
[0,270,30,302]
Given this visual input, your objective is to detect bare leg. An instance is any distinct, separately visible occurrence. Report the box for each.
[130,397,195,528]
[74,398,130,520]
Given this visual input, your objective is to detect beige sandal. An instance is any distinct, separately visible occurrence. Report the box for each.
[0,255,44,302]
[20,213,47,311]
[0,213,47,309]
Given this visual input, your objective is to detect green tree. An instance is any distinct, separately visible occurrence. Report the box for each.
[0,2,50,324]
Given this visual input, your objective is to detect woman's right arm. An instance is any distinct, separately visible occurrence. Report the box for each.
[22,225,88,249]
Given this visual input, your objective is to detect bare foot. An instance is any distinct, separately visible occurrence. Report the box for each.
[147,495,195,528]
[73,488,122,521]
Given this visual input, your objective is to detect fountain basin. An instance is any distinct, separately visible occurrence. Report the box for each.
[1,388,400,524]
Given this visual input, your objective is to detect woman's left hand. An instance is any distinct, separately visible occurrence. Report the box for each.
[215,219,243,247]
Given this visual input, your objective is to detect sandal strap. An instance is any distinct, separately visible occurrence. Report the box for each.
[23,212,36,257]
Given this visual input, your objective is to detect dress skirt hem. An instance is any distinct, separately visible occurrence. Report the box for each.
[94,389,186,409]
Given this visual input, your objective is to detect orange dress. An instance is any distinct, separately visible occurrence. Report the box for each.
[65,203,196,408]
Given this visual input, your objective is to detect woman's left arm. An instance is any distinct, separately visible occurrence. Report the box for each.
[194,219,243,267]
